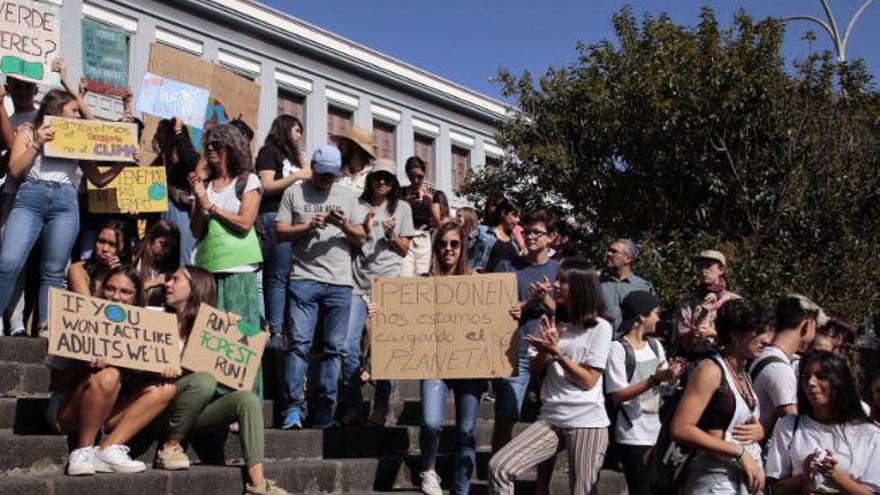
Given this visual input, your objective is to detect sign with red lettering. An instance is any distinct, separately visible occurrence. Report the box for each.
[44,116,138,162]
[47,288,180,374]
[370,274,519,379]
[0,0,61,83]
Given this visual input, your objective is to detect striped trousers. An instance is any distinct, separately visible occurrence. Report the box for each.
[488,419,608,495]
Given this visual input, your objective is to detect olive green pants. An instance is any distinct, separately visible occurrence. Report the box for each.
[168,372,264,466]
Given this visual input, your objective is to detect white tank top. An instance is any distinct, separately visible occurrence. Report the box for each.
[715,355,763,462]
[27,151,82,187]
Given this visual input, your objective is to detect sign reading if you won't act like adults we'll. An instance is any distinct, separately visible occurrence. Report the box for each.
[47,288,180,374]
[180,304,267,391]
[370,273,519,380]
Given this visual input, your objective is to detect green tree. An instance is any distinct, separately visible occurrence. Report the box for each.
[465,7,880,321]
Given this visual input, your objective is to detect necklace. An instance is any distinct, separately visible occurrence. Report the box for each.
[724,356,756,411]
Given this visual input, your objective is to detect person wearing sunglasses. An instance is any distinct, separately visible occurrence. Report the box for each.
[400,156,434,277]
[339,159,416,427]
[418,222,483,495]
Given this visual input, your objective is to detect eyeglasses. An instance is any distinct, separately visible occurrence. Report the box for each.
[439,240,461,249]
[409,173,425,181]
[607,248,627,255]
[524,229,549,238]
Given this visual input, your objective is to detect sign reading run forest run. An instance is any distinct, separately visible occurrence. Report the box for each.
[47,288,180,374]
[370,273,519,380]
[180,304,267,391]
[0,0,60,83]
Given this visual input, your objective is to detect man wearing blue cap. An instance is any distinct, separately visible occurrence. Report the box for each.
[275,145,366,429]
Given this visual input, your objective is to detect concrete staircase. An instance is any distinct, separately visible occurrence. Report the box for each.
[0,336,627,494]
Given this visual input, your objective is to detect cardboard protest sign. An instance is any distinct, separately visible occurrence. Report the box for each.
[370,273,519,380]
[194,219,262,272]
[140,43,261,161]
[135,72,210,129]
[47,288,180,374]
[87,166,168,213]
[43,117,138,162]
[180,304,267,390]
[81,18,129,97]
[0,0,60,83]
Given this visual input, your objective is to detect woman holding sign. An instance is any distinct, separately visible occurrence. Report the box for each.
[0,87,127,328]
[47,266,177,476]
[156,265,288,495]
[489,258,613,495]
[188,124,263,396]
[417,222,485,495]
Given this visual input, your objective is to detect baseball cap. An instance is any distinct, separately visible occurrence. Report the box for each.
[311,145,342,176]
[692,249,726,267]
[370,158,396,176]
[618,291,660,336]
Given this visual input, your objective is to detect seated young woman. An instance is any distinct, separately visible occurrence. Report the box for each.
[134,220,180,307]
[68,219,133,297]
[47,266,177,475]
[155,265,287,495]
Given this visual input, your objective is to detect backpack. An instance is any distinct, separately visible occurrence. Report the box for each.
[749,355,787,382]
[603,336,663,470]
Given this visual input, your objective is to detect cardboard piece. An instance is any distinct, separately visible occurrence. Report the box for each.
[141,43,261,158]
[81,18,129,96]
[47,288,180,374]
[87,166,168,213]
[194,218,262,273]
[370,273,519,380]
[180,304,267,390]
[44,116,138,162]
[135,72,210,129]
[0,0,61,84]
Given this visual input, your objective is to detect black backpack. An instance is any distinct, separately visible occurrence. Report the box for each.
[603,336,663,470]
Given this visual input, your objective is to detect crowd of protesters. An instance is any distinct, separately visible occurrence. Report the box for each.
[1,62,879,495]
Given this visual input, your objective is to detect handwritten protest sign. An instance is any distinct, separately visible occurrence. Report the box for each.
[47,288,180,374]
[0,0,60,83]
[370,273,519,380]
[44,117,138,162]
[135,72,210,129]
[87,166,168,214]
[181,304,267,390]
[81,18,129,96]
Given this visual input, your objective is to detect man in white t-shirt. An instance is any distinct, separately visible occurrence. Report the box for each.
[750,295,826,435]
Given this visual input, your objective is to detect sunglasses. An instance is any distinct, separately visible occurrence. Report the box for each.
[205,141,223,151]
[371,173,395,184]
[439,240,461,249]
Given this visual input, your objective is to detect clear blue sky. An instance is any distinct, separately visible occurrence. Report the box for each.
[261,0,880,102]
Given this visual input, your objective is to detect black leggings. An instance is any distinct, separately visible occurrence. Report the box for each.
[618,444,655,495]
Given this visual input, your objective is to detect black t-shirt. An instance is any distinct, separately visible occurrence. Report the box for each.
[485,237,518,273]
[255,144,296,214]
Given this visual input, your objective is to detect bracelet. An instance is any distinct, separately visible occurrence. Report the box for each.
[734,444,745,465]
[208,204,218,214]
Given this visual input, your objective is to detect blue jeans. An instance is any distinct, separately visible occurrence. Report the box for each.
[259,211,292,336]
[492,335,531,420]
[0,180,79,324]
[283,279,351,425]
[340,293,367,414]
[420,378,485,495]
[162,201,195,266]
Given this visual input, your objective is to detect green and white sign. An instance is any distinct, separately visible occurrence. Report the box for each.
[0,0,61,83]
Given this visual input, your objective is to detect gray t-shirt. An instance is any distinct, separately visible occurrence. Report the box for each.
[352,199,416,295]
[277,181,362,286]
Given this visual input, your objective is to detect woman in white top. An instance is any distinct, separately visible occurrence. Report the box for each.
[766,351,880,494]
[189,123,263,396]
[605,291,683,495]
[671,298,770,494]
[0,88,125,327]
[489,257,613,495]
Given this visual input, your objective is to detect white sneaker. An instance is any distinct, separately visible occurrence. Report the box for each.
[420,469,443,495]
[93,444,147,473]
[66,446,97,476]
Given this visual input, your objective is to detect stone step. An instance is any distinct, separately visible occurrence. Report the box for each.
[0,458,381,494]
[0,362,49,397]
[0,336,47,364]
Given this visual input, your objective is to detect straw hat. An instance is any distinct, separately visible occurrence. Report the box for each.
[336,126,376,159]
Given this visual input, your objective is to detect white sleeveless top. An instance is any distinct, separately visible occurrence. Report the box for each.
[28,152,82,187]
[714,355,763,463]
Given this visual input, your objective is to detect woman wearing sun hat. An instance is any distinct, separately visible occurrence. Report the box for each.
[335,125,376,195]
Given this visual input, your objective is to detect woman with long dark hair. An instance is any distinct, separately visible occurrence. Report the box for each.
[671,298,769,494]
[47,266,177,476]
[339,159,415,426]
[417,222,483,495]
[155,266,288,495]
[68,219,132,297]
[400,156,433,276]
[134,220,180,307]
[478,197,521,273]
[0,88,125,328]
[189,123,264,396]
[489,258,613,495]
[766,351,880,494]
[153,117,200,265]
[256,115,310,347]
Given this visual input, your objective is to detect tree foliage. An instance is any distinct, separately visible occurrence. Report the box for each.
[464,7,880,322]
